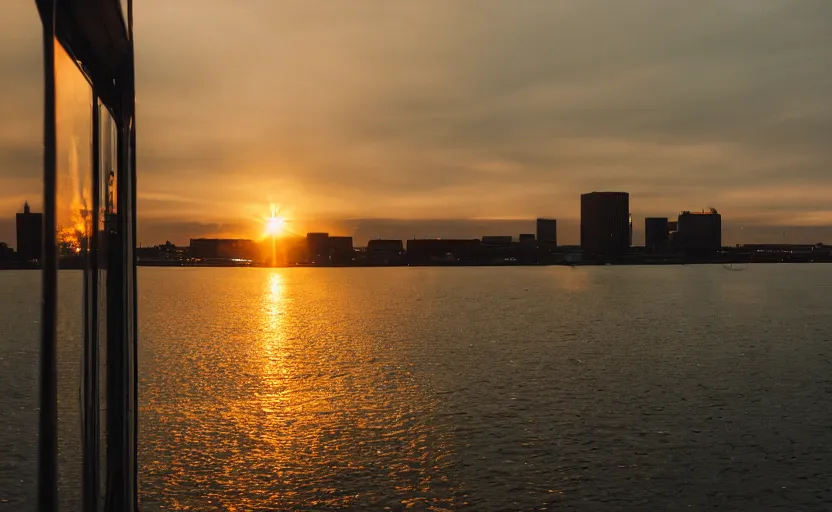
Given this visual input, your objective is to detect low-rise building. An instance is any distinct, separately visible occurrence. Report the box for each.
[677,209,722,258]
[406,239,479,263]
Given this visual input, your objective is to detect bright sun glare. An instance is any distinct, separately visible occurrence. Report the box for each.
[265,216,286,236]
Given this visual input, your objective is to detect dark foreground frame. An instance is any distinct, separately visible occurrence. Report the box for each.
[34,1,137,511]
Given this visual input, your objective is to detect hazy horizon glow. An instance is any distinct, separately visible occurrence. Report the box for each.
[2,1,832,245]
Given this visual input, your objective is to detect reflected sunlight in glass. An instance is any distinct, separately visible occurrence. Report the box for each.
[55,39,92,256]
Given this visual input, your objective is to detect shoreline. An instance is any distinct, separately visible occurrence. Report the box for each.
[3,259,831,271]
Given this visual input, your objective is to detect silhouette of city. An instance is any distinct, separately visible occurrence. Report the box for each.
[3,193,832,269]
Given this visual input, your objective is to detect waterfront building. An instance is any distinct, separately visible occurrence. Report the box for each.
[16,202,43,263]
[645,217,670,253]
[580,192,630,256]
[677,209,722,258]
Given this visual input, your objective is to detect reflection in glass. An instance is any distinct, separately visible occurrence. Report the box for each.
[100,104,117,219]
[55,40,92,262]
[54,37,93,510]
[97,100,119,509]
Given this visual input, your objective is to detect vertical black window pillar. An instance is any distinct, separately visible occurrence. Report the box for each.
[34,1,137,511]
[106,105,137,512]
[84,87,102,512]
[38,2,58,510]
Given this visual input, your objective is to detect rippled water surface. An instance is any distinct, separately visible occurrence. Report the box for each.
[2,266,832,510]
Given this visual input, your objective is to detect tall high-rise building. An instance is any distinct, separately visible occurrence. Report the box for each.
[16,202,42,263]
[536,218,557,247]
[580,192,630,256]
[677,209,722,257]
[645,217,669,253]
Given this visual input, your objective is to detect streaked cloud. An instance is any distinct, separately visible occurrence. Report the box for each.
[2,0,832,245]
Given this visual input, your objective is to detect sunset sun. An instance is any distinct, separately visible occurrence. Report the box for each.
[265,216,286,237]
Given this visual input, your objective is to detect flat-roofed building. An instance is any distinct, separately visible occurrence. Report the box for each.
[406,238,479,263]
[189,238,259,261]
[580,192,630,256]
[536,218,557,247]
[645,217,669,253]
[329,236,354,264]
[306,232,330,264]
[677,209,722,258]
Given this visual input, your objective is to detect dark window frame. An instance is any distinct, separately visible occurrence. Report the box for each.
[34,1,137,511]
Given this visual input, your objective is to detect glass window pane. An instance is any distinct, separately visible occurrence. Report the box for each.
[54,37,92,511]
[98,101,118,507]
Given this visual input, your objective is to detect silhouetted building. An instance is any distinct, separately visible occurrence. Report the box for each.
[645,217,670,253]
[517,234,536,263]
[367,239,403,254]
[518,234,535,245]
[136,241,180,263]
[329,236,354,264]
[306,232,330,264]
[0,242,13,262]
[677,209,722,258]
[262,235,307,266]
[667,220,680,252]
[479,236,514,262]
[536,218,557,247]
[189,238,258,261]
[16,202,42,263]
[629,213,633,246]
[580,192,630,256]
[406,239,479,263]
[735,244,832,262]
[366,239,404,265]
[481,236,512,247]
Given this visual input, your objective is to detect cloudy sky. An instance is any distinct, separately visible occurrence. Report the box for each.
[2,1,831,245]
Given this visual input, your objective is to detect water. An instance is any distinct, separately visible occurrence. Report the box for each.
[2,266,832,510]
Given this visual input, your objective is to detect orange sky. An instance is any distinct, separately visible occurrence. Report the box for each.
[2,1,832,245]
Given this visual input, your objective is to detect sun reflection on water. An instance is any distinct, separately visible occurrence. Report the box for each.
[141,269,461,510]
[260,272,288,413]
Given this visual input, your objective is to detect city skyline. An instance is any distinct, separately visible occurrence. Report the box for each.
[4,195,832,250]
[3,2,832,245]
[5,200,820,268]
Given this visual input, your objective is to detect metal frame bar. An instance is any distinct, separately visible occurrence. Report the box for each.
[106,118,136,512]
[83,90,103,512]
[127,1,139,503]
